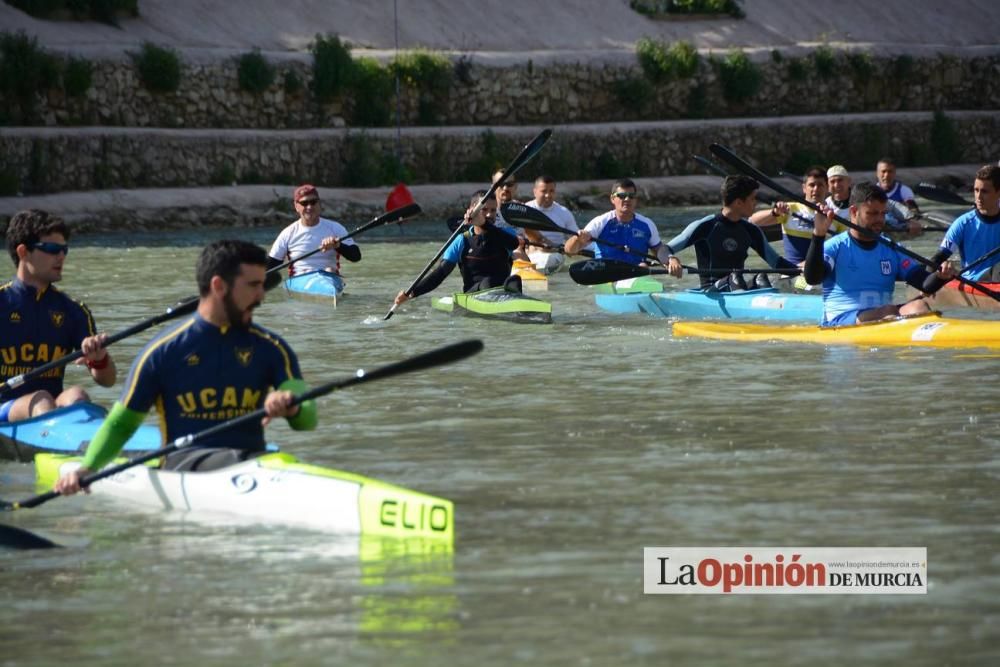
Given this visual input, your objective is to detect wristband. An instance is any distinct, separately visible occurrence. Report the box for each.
[86,355,110,370]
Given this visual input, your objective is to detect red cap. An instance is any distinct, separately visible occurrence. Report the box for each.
[293,184,319,201]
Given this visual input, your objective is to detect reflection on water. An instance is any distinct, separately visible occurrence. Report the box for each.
[1,218,996,665]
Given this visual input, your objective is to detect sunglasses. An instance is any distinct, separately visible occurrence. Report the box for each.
[30,241,69,255]
[297,199,320,207]
[612,192,638,201]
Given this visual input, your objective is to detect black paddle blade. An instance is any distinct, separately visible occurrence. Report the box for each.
[0,523,61,549]
[500,202,569,235]
[568,259,651,285]
[914,183,972,206]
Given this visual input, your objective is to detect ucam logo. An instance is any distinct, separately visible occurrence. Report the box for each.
[231,473,257,494]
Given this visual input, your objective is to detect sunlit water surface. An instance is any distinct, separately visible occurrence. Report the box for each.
[1,208,997,666]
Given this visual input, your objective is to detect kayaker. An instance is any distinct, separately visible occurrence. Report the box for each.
[803,182,955,326]
[265,184,361,287]
[922,163,1000,286]
[393,190,521,308]
[663,175,799,289]
[749,166,846,265]
[524,175,583,271]
[54,240,317,493]
[491,170,530,262]
[565,179,669,267]
[875,157,923,236]
[0,209,117,423]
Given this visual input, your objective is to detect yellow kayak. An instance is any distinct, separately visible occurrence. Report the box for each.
[511,259,549,292]
[672,312,1000,349]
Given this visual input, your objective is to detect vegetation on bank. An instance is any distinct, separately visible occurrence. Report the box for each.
[629,0,745,19]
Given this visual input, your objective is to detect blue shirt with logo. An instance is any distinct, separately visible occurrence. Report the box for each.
[120,314,302,450]
[582,211,661,266]
[0,278,96,401]
[937,209,1000,280]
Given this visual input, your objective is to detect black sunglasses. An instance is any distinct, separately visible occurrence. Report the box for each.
[297,199,320,207]
[612,192,638,201]
[30,241,69,255]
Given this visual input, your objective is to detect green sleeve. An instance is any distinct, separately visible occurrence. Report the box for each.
[81,402,148,471]
[279,378,317,431]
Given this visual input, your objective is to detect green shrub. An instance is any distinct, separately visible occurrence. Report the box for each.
[283,69,303,95]
[629,0,744,18]
[209,162,236,186]
[9,0,138,25]
[787,57,808,82]
[391,50,452,125]
[311,33,353,103]
[134,42,181,93]
[892,54,914,80]
[685,81,708,118]
[846,51,874,84]
[930,110,962,164]
[342,133,383,187]
[770,49,783,63]
[0,168,20,196]
[0,30,60,122]
[237,49,274,94]
[811,45,836,78]
[350,57,392,127]
[462,130,506,182]
[636,38,700,83]
[716,50,760,103]
[62,56,93,97]
[612,76,655,112]
[595,149,624,179]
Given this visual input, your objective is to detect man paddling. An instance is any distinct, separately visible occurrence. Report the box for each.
[55,240,317,493]
[664,175,798,289]
[804,182,954,326]
[565,178,669,267]
[1,209,116,423]
[393,190,521,308]
[266,184,361,285]
[922,164,1000,286]
[523,175,582,272]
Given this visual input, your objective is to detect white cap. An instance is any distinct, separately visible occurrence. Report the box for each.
[827,165,849,178]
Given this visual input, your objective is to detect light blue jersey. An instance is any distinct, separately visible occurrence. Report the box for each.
[938,210,1000,280]
[820,232,924,325]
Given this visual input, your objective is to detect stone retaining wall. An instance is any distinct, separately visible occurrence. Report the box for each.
[2,112,998,195]
[2,48,999,129]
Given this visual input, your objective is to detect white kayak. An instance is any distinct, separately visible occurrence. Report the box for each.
[36,451,454,541]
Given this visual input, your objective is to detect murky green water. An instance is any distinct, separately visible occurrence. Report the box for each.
[1,210,997,666]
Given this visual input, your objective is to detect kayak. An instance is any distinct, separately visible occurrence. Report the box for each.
[35,451,454,540]
[672,312,1000,349]
[591,275,664,295]
[0,402,162,463]
[431,287,552,324]
[284,270,344,304]
[511,259,549,292]
[596,287,821,320]
[917,279,1000,312]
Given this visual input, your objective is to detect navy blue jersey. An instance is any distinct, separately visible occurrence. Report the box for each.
[120,314,302,450]
[0,278,97,399]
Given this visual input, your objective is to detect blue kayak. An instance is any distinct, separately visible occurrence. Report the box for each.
[596,287,822,321]
[284,270,345,304]
[0,402,163,463]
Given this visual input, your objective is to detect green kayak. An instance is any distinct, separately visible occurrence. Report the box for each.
[432,287,552,324]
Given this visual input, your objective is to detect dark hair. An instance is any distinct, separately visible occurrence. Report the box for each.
[721,175,759,205]
[976,164,1000,190]
[196,240,268,296]
[6,209,70,267]
[611,178,637,194]
[470,189,490,206]
[534,174,556,186]
[876,157,896,168]
[803,166,827,181]
[850,181,889,207]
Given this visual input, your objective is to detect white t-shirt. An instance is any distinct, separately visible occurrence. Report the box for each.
[525,200,580,245]
[268,217,356,276]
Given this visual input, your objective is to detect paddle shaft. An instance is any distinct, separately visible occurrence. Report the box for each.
[709,144,1000,302]
[568,258,799,286]
[383,129,552,320]
[2,339,484,511]
[524,239,594,258]
[914,182,973,206]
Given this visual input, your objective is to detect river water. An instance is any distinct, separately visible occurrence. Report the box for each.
[1,208,997,666]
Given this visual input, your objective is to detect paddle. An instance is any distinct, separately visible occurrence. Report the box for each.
[914,182,973,206]
[0,338,483,515]
[383,128,553,320]
[501,202,662,265]
[525,239,595,259]
[709,143,1000,302]
[568,259,800,286]
[269,202,421,276]
[961,245,1000,277]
